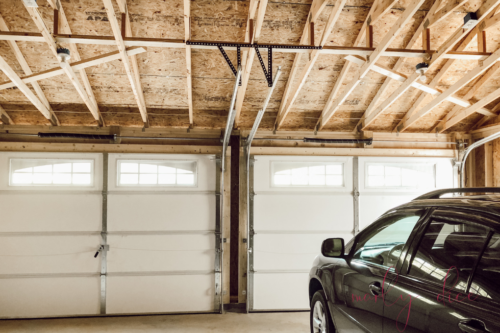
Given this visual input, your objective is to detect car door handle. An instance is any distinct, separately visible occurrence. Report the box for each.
[458,319,488,333]
[369,282,382,296]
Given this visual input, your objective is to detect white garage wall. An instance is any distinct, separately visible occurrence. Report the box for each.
[0,152,102,318]
[358,157,454,231]
[251,156,354,310]
[106,154,217,314]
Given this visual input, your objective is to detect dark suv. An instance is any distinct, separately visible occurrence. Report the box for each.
[309,188,500,333]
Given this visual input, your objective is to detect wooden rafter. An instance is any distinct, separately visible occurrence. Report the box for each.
[315,0,398,131]
[435,62,500,132]
[438,86,500,132]
[275,0,346,129]
[345,55,497,116]
[23,5,102,126]
[355,0,464,131]
[0,47,146,91]
[0,104,13,125]
[396,46,500,131]
[0,56,53,120]
[102,0,149,127]
[0,14,59,126]
[183,0,193,126]
[233,0,268,126]
[319,0,426,130]
[272,0,330,130]
[361,0,500,131]
[46,0,103,126]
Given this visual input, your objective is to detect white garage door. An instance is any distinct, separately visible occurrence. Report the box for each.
[248,155,454,311]
[0,152,220,318]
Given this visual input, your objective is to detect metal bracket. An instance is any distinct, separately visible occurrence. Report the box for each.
[218,45,242,86]
[255,46,273,87]
[94,245,110,258]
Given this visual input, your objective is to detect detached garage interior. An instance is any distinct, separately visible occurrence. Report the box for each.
[0,0,500,331]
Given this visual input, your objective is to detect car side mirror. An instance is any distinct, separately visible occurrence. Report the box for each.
[321,238,344,258]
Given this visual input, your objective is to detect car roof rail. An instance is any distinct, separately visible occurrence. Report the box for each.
[414,187,500,200]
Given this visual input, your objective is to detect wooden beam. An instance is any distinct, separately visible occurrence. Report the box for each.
[0,56,52,119]
[45,0,103,126]
[478,30,487,53]
[0,47,146,91]
[0,14,59,126]
[102,0,149,126]
[233,0,269,126]
[184,0,193,126]
[485,141,494,186]
[434,61,500,132]
[363,0,500,131]
[274,0,347,129]
[0,105,13,125]
[320,0,425,129]
[436,84,500,132]
[23,5,103,126]
[317,0,398,130]
[345,55,496,116]
[354,0,461,131]
[397,47,500,132]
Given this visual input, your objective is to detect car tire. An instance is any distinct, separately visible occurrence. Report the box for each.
[310,290,334,333]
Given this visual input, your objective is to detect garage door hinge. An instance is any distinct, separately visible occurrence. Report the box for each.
[354,191,360,197]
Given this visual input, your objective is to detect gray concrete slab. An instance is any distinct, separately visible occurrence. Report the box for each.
[0,312,310,333]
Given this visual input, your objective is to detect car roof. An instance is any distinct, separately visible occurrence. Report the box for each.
[394,196,500,217]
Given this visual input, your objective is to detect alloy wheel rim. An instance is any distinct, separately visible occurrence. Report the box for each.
[312,300,326,333]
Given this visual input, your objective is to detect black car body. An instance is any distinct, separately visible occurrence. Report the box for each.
[309,188,500,333]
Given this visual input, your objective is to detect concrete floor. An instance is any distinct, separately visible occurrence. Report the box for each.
[0,312,310,333]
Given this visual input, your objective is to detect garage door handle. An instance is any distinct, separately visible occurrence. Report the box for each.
[369,282,382,296]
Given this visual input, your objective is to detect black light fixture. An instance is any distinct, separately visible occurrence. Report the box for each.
[463,12,479,29]
[56,47,71,63]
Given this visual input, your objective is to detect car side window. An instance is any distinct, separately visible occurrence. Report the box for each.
[408,218,489,291]
[469,232,500,301]
[352,212,422,268]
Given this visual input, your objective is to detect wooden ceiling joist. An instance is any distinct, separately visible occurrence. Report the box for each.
[0,104,12,125]
[0,56,53,120]
[0,13,59,126]
[46,0,103,126]
[319,0,426,130]
[345,55,497,117]
[435,62,500,133]
[361,0,500,132]
[0,47,146,91]
[272,0,330,130]
[233,0,268,127]
[183,0,193,126]
[102,0,149,127]
[397,47,500,132]
[315,0,399,131]
[23,5,103,126]
[355,0,464,132]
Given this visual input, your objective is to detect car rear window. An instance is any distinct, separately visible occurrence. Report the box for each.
[469,233,500,301]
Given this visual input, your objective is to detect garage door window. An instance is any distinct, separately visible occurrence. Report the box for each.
[9,159,93,186]
[366,163,435,189]
[117,160,197,186]
[271,162,343,187]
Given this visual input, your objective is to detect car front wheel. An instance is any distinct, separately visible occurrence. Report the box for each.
[310,290,334,333]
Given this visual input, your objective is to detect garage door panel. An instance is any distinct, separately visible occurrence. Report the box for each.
[0,194,101,232]
[108,194,215,231]
[0,236,101,274]
[253,273,310,310]
[107,234,215,272]
[254,233,353,270]
[106,275,214,314]
[254,195,353,231]
[0,277,100,318]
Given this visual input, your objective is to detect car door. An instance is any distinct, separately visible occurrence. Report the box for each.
[337,209,425,333]
[383,209,500,333]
